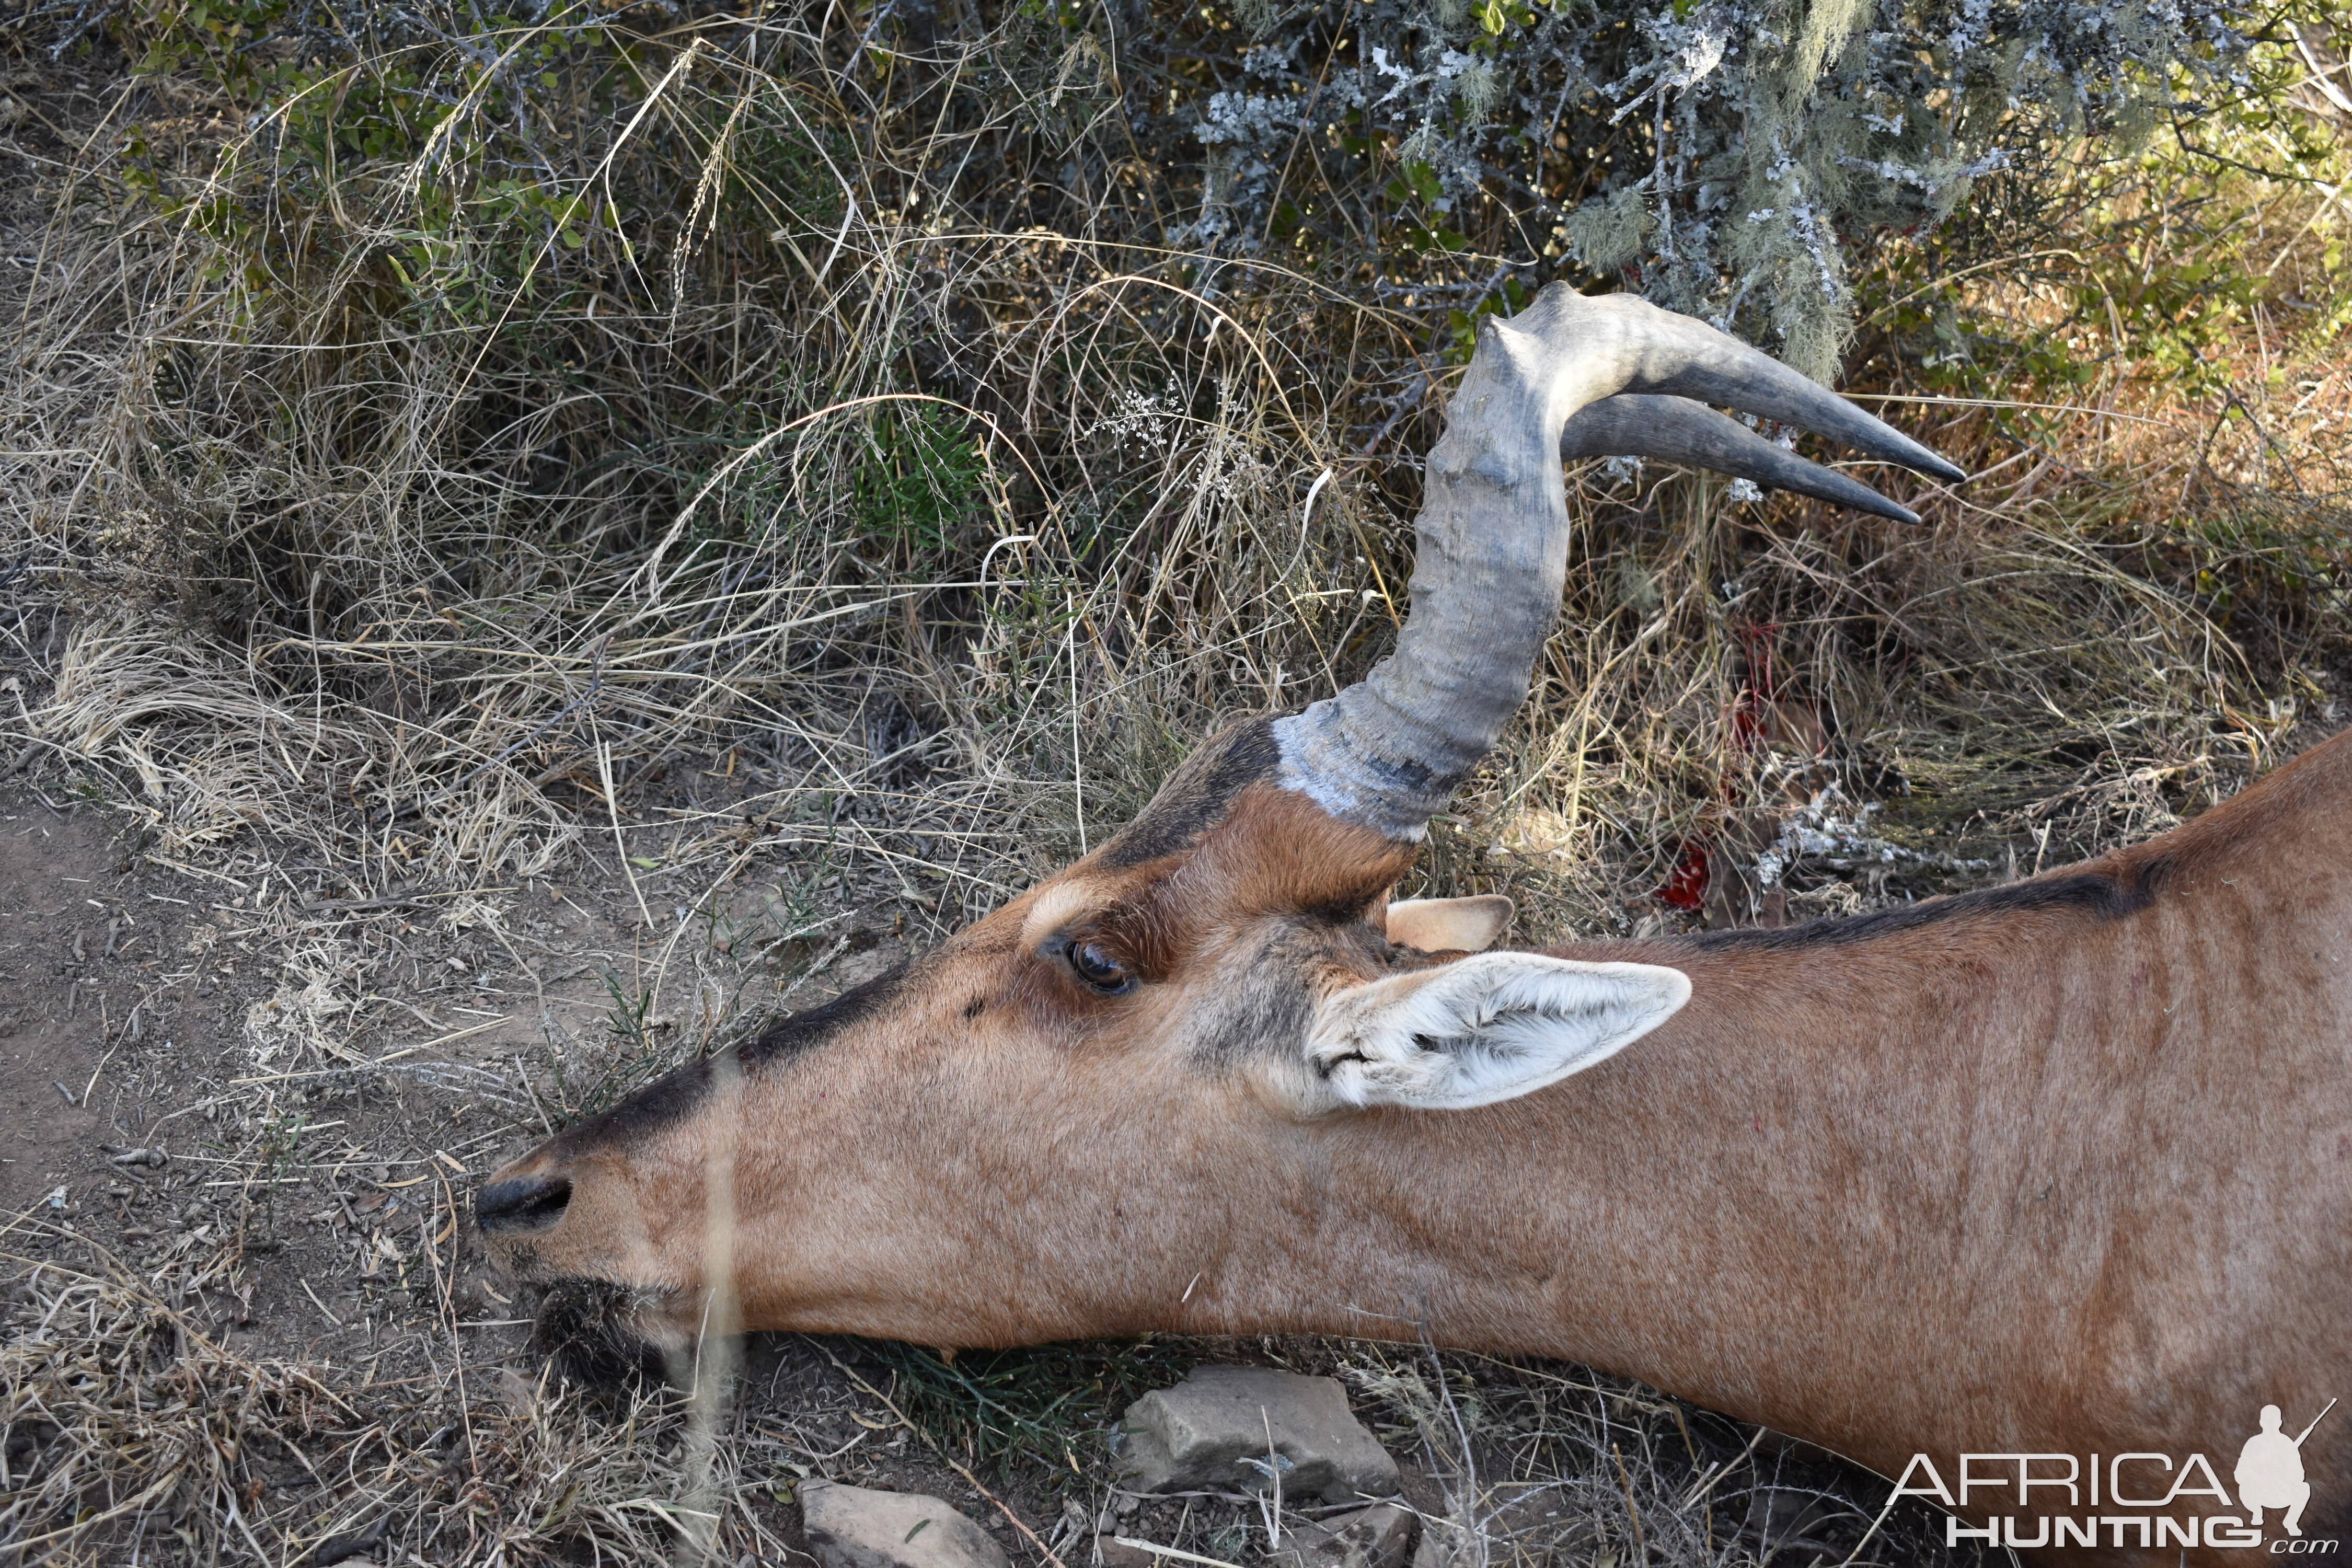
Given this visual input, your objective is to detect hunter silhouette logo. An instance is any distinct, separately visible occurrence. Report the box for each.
[2241,1401,2336,1538]
[1890,1398,2338,1552]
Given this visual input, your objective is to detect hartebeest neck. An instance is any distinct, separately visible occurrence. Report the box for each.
[1158,753,2350,1504]
[1165,916,2065,1465]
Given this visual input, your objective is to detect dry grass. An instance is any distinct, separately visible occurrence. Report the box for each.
[1,1,2347,1563]
[1,1226,787,1565]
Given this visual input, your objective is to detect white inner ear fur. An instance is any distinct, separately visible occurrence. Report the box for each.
[1386,895,1514,953]
[1305,952,1691,1111]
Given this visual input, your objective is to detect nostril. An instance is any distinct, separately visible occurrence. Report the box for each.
[475,1174,572,1235]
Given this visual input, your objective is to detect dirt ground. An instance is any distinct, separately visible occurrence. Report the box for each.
[0,769,974,1563]
[0,751,923,1325]
[0,795,112,1218]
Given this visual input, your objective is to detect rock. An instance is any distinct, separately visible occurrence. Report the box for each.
[1272,1505,1418,1568]
[801,1481,1010,1568]
[1115,1366,1401,1504]
[1094,1536,1163,1568]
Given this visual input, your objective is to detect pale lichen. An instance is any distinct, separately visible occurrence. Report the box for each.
[1171,0,2248,379]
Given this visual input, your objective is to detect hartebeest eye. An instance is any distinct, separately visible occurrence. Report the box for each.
[1065,939,1136,994]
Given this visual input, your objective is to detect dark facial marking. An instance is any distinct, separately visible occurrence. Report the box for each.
[558,1054,719,1147]
[1296,890,1384,926]
[549,964,913,1148]
[1098,717,1283,869]
[741,964,911,1067]
[1677,855,2174,953]
[1186,916,1392,1066]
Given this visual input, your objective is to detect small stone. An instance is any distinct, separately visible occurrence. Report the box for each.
[1095,1536,1161,1568]
[801,1481,1010,1568]
[1114,1366,1401,1504]
[1272,1506,1417,1568]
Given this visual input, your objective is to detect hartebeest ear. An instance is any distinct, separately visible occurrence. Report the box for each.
[1385,895,1514,953]
[1299,953,1690,1112]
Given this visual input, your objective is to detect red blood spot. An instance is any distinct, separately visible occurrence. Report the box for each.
[1728,621,1784,755]
[1657,841,1709,911]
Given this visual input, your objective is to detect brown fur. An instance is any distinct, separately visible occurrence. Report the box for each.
[481,724,2352,1567]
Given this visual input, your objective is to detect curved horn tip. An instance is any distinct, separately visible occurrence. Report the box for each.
[1840,431,1965,488]
[1584,291,1970,486]
[1564,393,1931,524]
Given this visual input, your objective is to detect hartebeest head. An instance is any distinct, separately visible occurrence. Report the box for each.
[477,286,1963,1371]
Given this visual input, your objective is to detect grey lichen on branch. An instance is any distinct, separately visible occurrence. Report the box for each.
[1181,0,2254,382]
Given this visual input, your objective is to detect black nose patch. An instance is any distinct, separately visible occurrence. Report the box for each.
[475,1174,572,1235]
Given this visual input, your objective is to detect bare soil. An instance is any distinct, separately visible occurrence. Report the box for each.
[0,795,114,1218]
[0,766,911,1336]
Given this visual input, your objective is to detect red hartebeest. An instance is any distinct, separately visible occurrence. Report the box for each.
[479,288,2351,1565]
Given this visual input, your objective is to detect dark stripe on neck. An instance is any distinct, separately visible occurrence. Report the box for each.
[1677,854,2172,953]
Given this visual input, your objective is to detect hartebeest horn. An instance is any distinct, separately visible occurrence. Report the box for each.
[1560,395,1924,524]
[1271,287,1963,840]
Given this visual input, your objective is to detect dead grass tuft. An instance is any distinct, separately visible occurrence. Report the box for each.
[0,1231,822,1565]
